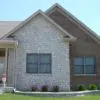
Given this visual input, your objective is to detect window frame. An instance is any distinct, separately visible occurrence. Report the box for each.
[73,57,84,74]
[26,53,52,74]
[73,56,96,76]
[26,53,38,73]
[38,53,52,73]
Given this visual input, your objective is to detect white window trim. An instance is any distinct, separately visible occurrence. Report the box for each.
[74,74,96,76]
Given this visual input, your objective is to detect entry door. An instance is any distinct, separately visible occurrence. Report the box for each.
[0,58,5,80]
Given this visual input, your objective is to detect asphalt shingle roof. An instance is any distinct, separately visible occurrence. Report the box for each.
[0,21,21,38]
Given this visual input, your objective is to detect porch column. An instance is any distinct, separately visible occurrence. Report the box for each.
[5,48,8,81]
[6,48,16,87]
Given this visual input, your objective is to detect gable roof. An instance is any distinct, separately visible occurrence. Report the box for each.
[0,21,21,38]
[2,10,76,41]
[46,3,100,44]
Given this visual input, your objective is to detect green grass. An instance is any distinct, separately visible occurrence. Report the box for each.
[0,93,100,100]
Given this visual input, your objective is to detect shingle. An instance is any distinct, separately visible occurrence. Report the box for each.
[0,21,21,38]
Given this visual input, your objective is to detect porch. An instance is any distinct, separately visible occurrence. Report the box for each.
[0,39,18,87]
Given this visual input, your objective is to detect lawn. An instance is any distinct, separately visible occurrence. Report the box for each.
[0,93,100,100]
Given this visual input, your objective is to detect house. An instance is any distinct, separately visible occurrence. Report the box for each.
[0,3,100,91]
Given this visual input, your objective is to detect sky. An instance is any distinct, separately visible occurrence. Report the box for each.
[0,0,100,35]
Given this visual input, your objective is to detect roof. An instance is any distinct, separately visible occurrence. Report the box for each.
[0,21,21,38]
[2,10,76,41]
[46,3,100,44]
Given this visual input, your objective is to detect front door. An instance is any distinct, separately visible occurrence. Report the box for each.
[0,58,5,80]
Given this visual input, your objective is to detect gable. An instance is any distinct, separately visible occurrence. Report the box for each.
[2,10,75,41]
[46,4,100,44]
[11,13,70,54]
[47,9,96,43]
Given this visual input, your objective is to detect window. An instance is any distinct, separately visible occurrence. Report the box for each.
[26,53,51,73]
[74,57,84,74]
[73,56,96,75]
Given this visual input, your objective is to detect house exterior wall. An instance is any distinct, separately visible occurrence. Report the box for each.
[9,14,70,91]
[48,9,100,87]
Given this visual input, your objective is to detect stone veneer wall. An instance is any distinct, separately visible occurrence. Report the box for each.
[7,48,15,86]
[8,14,70,91]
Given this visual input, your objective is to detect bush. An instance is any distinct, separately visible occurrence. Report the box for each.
[52,86,59,92]
[97,84,100,90]
[41,85,48,92]
[77,84,86,91]
[31,86,37,91]
[71,86,78,91]
[88,84,97,90]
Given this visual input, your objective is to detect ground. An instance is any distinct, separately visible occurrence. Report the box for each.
[0,93,100,100]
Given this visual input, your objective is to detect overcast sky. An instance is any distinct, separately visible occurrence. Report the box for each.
[0,0,100,35]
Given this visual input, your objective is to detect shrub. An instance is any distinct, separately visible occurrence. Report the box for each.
[77,84,86,91]
[31,85,37,91]
[88,84,97,90]
[52,86,59,92]
[41,85,48,92]
[97,84,100,90]
[71,86,78,91]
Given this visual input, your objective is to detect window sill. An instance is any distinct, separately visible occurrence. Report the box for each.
[26,72,52,75]
[73,74,96,76]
